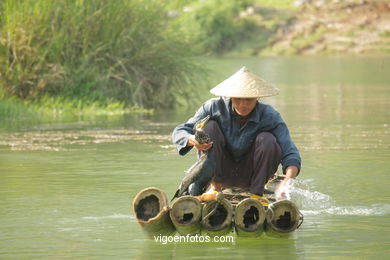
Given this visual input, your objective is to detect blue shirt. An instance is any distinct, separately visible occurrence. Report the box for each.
[172,97,301,174]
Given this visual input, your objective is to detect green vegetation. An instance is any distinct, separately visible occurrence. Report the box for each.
[0,0,205,118]
[380,31,390,37]
[253,0,296,10]
[0,94,35,120]
[289,23,329,54]
[170,0,258,54]
[2,0,271,119]
[0,89,151,120]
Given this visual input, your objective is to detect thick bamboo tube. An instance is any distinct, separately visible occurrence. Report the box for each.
[133,187,176,237]
[170,196,202,235]
[234,198,266,237]
[265,199,303,238]
[201,198,233,236]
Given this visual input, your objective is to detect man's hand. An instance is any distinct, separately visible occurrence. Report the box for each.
[275,166,298,200]
[187,135,213,151]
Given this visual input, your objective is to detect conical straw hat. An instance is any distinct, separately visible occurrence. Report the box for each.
[210,66,279,98]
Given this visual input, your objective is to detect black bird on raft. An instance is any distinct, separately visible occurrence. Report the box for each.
[171,115,215,201]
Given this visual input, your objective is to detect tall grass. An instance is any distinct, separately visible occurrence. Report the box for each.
[0,0,205,110]
[0,89,36,120]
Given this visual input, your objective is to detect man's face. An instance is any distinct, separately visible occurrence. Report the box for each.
[231,98,257,116]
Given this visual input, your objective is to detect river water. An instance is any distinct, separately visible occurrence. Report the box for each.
[0,56,389,259]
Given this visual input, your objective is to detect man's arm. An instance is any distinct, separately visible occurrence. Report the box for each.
[266,108,301,199]
[268,110,301,175]
[284,165,298,179]
[172,100,212,155]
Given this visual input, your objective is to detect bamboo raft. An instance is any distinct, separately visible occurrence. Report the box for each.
[132,175,303,238]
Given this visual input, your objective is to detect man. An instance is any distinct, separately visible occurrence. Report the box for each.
[172,66,301,204]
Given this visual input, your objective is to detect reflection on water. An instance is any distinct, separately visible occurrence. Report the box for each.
[138,235,299,259]
[0,56,389,259]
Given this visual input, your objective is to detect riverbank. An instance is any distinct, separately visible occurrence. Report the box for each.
[0,94,152,121]
[266,0,390,55]
[225,0,390,56]
[165,0,390,56]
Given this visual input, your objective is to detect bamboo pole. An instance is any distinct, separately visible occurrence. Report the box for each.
[265,199,303,238]
[201,198,233,236]
[234,198,266,237]
[170,196,202,235]
[133,187,176,237]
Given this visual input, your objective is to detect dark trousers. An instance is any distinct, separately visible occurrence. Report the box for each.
[197,120,282,196]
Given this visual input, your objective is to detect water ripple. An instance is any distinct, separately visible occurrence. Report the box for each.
[292,123,389,151]
[82,214,134,221]
[0,129,171,151]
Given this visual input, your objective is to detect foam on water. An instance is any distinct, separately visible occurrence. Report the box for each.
[283,179,390,217]
[302,204,390,216]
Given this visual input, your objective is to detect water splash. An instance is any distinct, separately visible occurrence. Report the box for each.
[284,179,390,216]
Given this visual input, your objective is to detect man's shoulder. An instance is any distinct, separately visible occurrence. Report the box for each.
[258,103,278,115]
[199,98,230,119]
[256,103,282,125]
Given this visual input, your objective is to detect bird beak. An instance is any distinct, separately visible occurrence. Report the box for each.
[196,115,211,130]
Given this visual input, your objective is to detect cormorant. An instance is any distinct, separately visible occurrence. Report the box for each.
[171,115,215,201]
